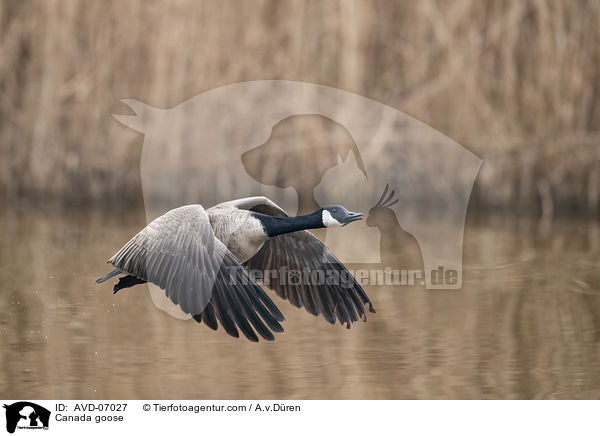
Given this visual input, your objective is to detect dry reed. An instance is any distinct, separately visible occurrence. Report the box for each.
[0,0,598,215]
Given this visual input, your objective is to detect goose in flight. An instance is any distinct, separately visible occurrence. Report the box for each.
[96,196,375,341]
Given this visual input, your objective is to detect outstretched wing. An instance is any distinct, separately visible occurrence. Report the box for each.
[107,205,284,342]
[235,198,376,327]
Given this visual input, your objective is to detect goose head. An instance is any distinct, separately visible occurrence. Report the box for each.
[321,205,363,228]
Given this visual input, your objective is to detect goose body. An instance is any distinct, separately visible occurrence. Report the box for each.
[97,196,374,341]
[206,204,268,263]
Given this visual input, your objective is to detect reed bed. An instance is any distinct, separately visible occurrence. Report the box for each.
[0,0,598,215]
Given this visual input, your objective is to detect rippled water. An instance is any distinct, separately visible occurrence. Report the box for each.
[1,205,599,399]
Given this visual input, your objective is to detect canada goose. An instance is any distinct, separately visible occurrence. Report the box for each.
[97,196,375,342]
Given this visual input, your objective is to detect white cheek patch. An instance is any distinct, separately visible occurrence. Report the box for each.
[322,210,342,228]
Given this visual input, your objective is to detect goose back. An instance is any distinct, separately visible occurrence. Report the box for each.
[206,204,269,263]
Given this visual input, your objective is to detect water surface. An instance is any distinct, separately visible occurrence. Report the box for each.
[1,206,599,399]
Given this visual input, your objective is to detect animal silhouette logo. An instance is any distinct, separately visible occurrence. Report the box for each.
[241,114,367,215]
[3,402,50,433]
[367,184,423,271]
[113,80,481,296]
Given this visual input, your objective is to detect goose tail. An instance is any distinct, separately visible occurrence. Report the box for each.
[96,268,121,284]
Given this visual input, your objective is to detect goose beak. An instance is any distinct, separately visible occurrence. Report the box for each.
[341,211,363,226]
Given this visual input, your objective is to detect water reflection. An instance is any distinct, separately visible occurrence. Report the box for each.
[1,205,599,399]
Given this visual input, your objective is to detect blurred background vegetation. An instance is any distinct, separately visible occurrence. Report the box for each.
[0,0,599,216]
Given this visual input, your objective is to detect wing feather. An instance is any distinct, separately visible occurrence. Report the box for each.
[107,205,284,341]
[234,199,375,327]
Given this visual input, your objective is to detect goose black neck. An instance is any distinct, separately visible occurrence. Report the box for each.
[253,210,324,237]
